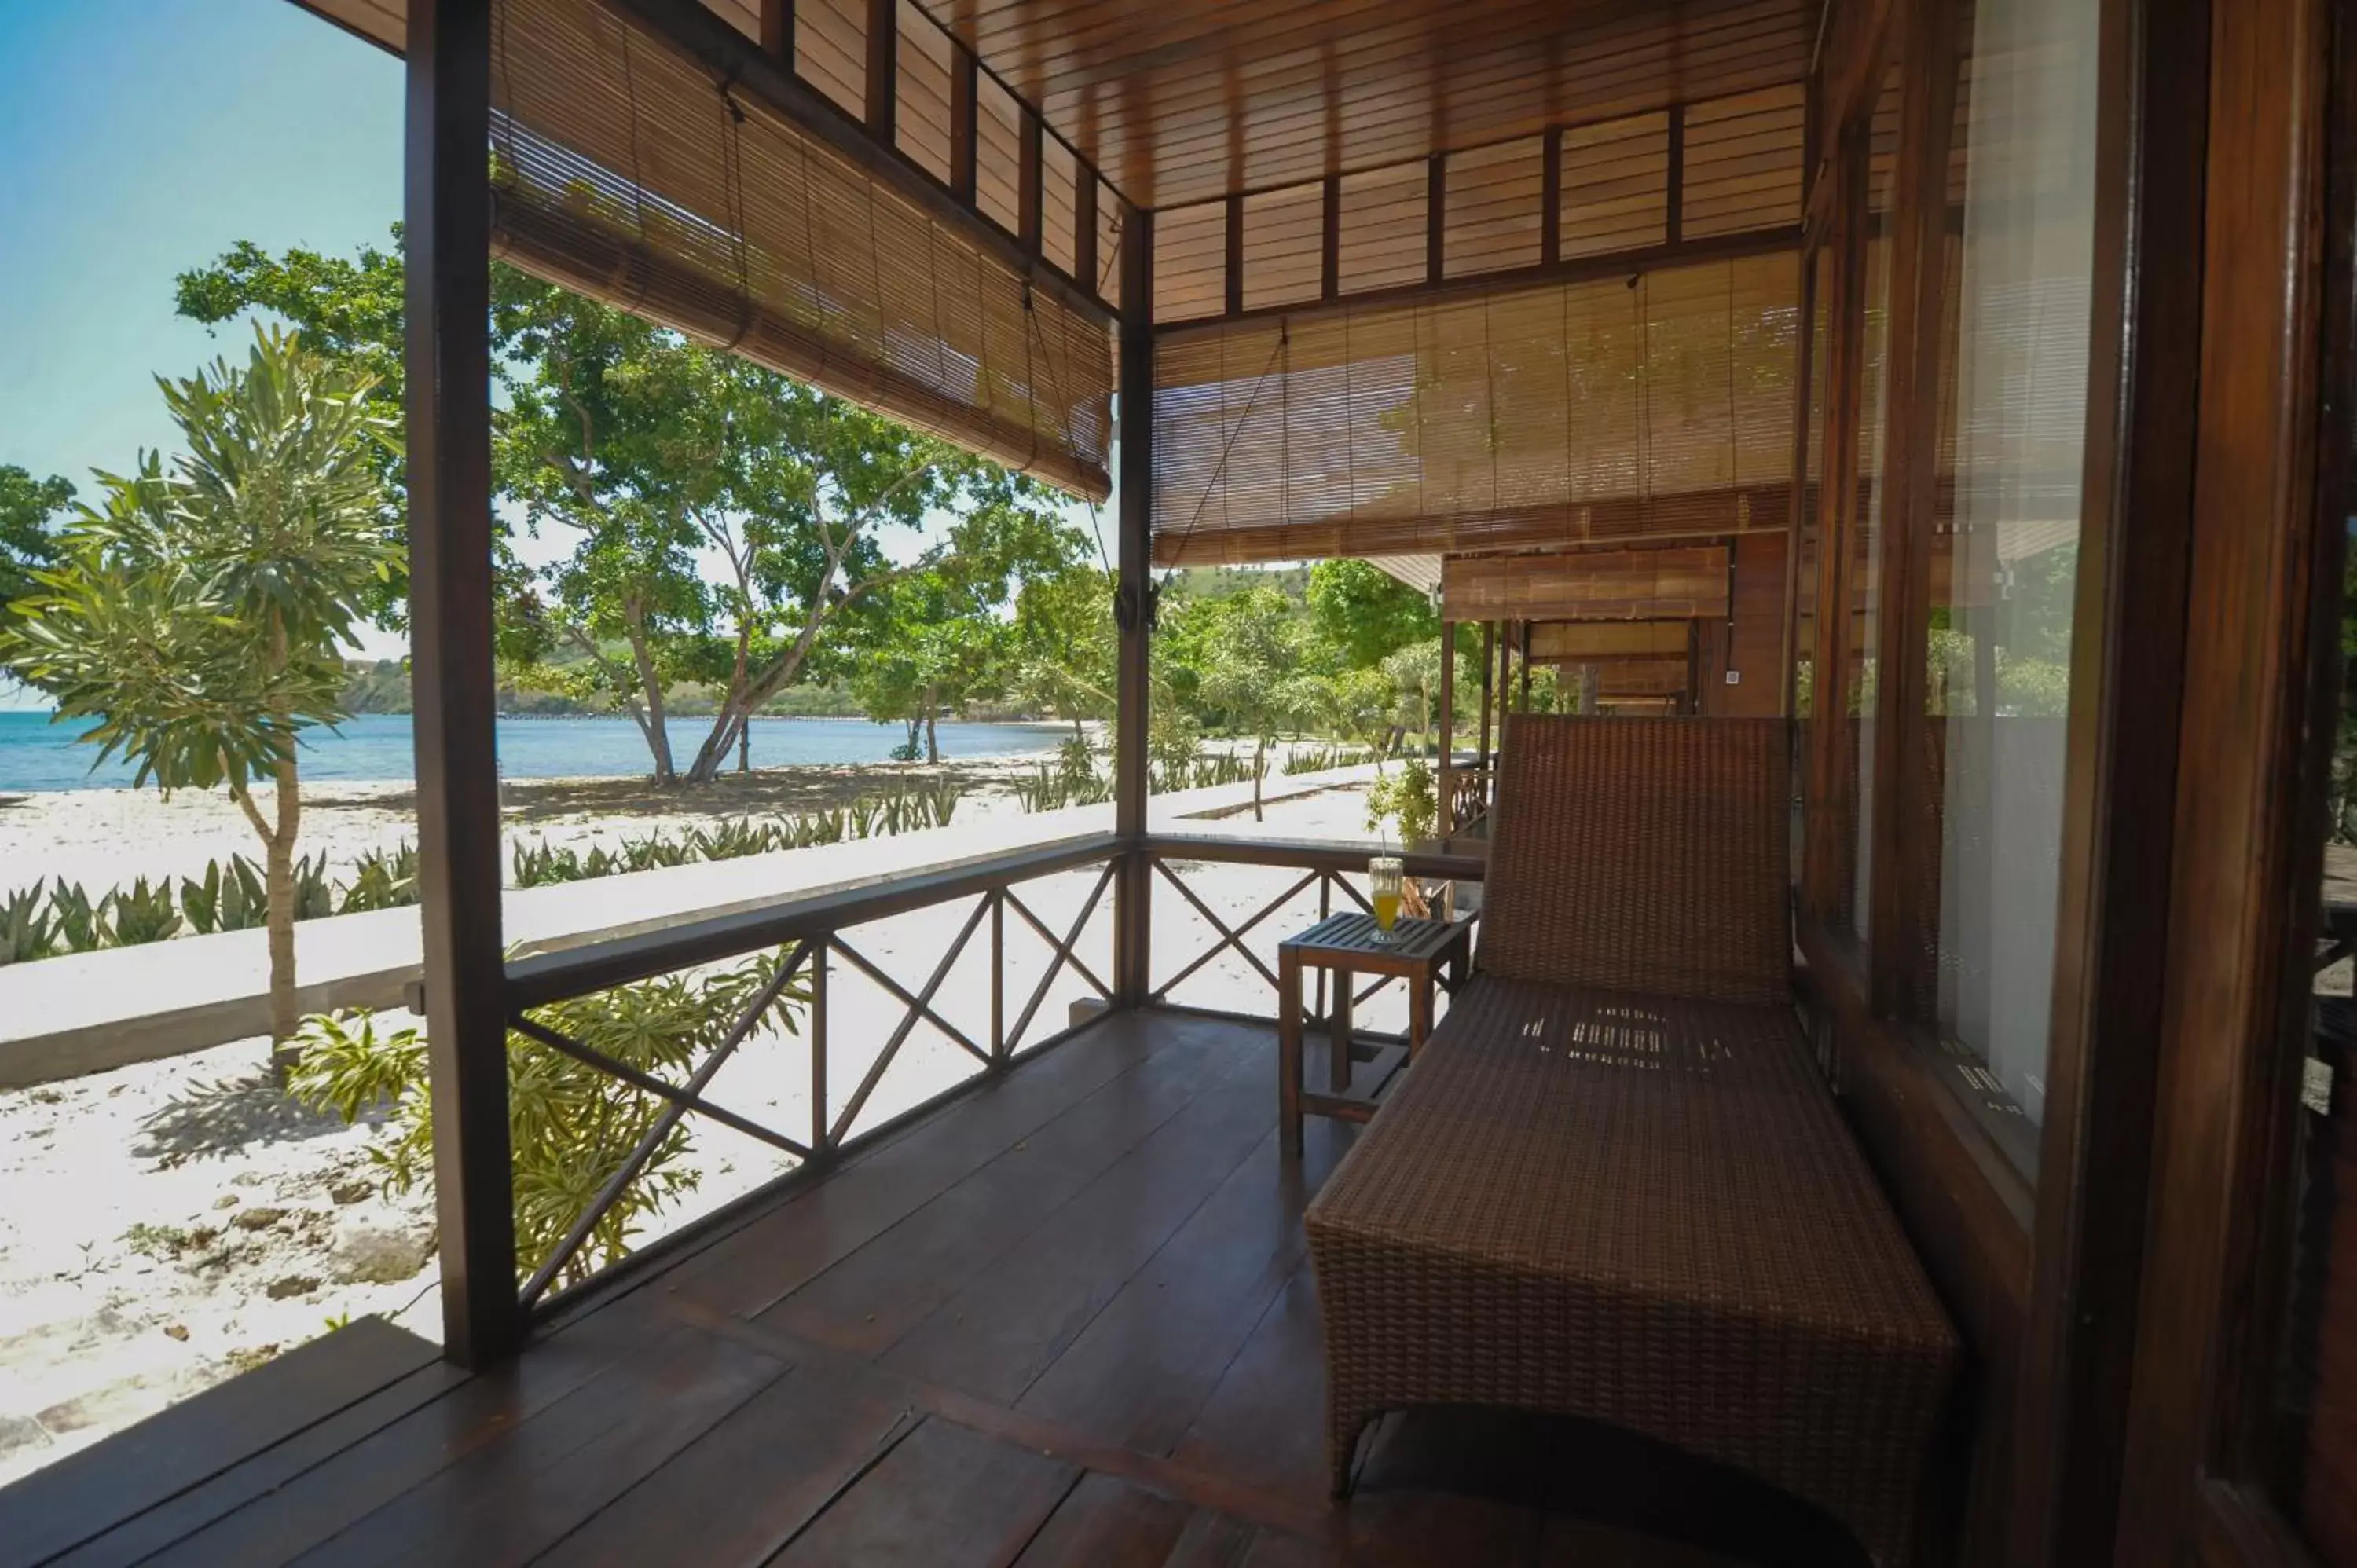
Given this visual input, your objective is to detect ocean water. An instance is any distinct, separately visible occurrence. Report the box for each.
[0,711,1069,793]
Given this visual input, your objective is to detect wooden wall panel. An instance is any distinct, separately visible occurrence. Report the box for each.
[795,0,867,119]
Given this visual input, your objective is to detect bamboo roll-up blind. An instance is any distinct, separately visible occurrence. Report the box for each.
[1151,251,1798,562]
[489,0,1113,500]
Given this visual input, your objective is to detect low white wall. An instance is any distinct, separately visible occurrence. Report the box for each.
[0,763,1378,1087]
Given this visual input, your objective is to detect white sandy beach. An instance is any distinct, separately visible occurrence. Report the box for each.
[0,760,1416,1485]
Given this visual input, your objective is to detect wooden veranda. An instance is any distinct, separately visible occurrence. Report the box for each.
[9,0,2357,1565]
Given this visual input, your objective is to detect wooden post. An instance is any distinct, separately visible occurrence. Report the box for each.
[1438,619,1457,834]
[1114,205,1154,1006]
[1477,621,1495,775]
[406,0,519,1368]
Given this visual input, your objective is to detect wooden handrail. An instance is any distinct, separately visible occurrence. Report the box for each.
[501,833,1124,1009]
[1144,833,1487,885]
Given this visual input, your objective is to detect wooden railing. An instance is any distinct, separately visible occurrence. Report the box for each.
[484,830,1484,1317]
[1143,836,1487,1025]
[496,833,1123,1313]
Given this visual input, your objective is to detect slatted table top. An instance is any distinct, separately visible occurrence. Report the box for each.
[1281,911,1472,969]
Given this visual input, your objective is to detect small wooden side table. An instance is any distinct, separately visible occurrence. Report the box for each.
[1276,911,1474,1156]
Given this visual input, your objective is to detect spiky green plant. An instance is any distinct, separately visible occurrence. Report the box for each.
[289,947,808,1289]
[0,884,56,965]
[108,877,182,945]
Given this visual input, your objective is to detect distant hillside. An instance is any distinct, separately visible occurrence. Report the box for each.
[339,659,867,720]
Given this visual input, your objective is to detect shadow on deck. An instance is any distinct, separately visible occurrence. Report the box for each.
[0,1009,1866,1567]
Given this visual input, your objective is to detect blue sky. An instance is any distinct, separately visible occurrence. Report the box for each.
[0,0,1109,711]
[0,0,401,494]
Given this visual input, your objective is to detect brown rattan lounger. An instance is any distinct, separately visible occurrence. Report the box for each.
[1304,716,1957,1567]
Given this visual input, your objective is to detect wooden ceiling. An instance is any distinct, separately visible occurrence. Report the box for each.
[919,0,1816,207]
[302,0,1817,211]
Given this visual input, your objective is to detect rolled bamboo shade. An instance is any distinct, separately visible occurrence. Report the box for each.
[1151,251,1798,563]
[1442,546,1731,621]
[488,0,1115,500]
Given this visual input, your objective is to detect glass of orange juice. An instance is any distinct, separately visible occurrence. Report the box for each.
[1369,855,1405,943]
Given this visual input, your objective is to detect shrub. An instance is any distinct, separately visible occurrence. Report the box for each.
[108,877,182,945]
[289,947,807,1288]
[0,885,55,965]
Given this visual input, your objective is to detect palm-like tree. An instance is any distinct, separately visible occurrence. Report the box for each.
[3,326,398,1063]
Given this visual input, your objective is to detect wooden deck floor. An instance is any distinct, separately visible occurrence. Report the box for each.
[0,1009,1868,1567]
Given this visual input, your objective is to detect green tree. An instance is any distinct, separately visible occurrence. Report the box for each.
[0,466,75,628]
[1196,584,1315,821]
[1,328,397,1060]
[180,232,1076,788]
[1011,562,1116,741]
[1306,558,1437,668]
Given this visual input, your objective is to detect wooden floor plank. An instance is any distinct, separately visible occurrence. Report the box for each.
[0,1316,441,1568]
[880,1062,1281,1405]
[286,1322,785,1567]
[768,1417,1077,1568]
[530,1358,918,1568]
[1010,1473,1197,1566]
[141,1299,668,1568]
[1171,1262,1332,1508]
[51,1359,469,1568]
[758,1024,1263,1357]
[1016,1115,1354,1456]
[1160,1511,1263,1567]
[668,1012,1213,1321]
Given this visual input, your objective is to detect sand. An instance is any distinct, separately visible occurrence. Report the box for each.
[0,763,1414,1486]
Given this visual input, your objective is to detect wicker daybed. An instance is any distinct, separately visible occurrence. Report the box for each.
[1303,716,1958,1567]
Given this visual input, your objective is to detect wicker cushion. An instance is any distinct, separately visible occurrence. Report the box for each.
[1307,978,1956,1565]
[1478,716,1793,1007]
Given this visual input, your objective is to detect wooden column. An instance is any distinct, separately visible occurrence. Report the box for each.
[1113,205,1154,1006]
[405,0,519,1368]
[1438,621,1457,834]
[1477,621,1496,773]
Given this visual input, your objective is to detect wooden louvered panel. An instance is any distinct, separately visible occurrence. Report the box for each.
[974,73,1024,233]
[1151,251,1800,561]
[1153,203,1227,322]
[1094,179,1124,302]
[1442,546,1732,621]
[795,0,867,121]
[1560,112,1670,258]
[1681,84,1805,238]
[1042,134,1079,276]
[1336,162,1429,295]
[1445,137,1545,277]
[488,0,1113,500]
[1241,183,1325,311]
[895,0,954,184]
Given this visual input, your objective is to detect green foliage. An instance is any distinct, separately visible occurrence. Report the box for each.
[0,326,397,1048]
[506,785,962,891]
[181,855,268,935]
[108,877,183,946]
[180,233,1082,786]
[49,882,106,953]
[0,885,57,965]
[339,844,420,912]
[0,466,75,632]
[1285,745,1376,775]
[1305,559,1437,669]
[290,948,806,1287]
[1365,757,1439,846]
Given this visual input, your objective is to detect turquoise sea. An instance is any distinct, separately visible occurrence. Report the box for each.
[0,711,1068,793]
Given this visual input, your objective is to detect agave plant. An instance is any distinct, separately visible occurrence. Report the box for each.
[511,837,584,888]
[0,884,56,965]
[108,877,182,945]
[291,853,335,921]
[339,842,419,912]
[48,882,108,953]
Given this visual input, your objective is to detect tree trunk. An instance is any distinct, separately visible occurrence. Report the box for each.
[627,611,676,783]
[925,691,940,764]
[738,719,751,773]
[264,760,301,1078]
[1252,736,1266,822]
[1578,662,1602,715]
